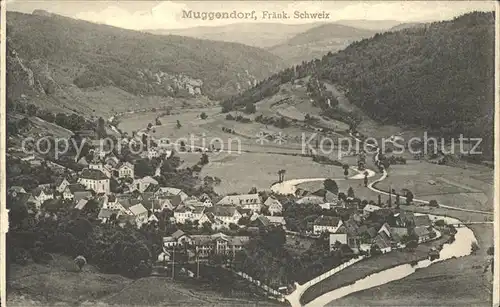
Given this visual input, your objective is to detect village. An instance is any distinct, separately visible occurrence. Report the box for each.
[6,121,450,301]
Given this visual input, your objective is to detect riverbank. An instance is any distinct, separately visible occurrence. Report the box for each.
[300,232,451,305]
[326,223,493,306]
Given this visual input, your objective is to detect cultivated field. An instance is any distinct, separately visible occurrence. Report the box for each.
[375,160,493,212]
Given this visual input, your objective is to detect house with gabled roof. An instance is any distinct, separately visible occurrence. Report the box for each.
[198,193,213,207]
[63,184,88,200]
[32,186,54,209]
[363,204,382,218]
[412,226,433,243]
[129,203,149,227]
[78,169,110,194]
[313,215,343,235]
[89,162,113,178]
[174,205,193,224]
[98,208,117,223]
[55,178,71,193]
[209,205,242,225]
[198,212,225,230]
[115,161,134,179]
[189,232,250,258]
[154,187,189,201]
[263,196,283,215]
[142,198,175,212]
[373,231,392,253]
[74,198,89,210]
[311,189,337,203]
[265,215,287,228]
[8,186,26,197]
[129,176,158,193]
[217,194,261,212]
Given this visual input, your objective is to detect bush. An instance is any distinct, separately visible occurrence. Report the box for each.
[429,200,439,207]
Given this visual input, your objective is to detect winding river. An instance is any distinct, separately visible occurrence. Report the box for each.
[271,142,488,307]
[305,216,477,307]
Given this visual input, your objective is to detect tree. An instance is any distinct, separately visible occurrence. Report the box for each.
[200,153,209,165]
[202,221,212,233]
[248,187,257,194]
[343,164,349,178]
[347,187,355,198]
[147,123,153,130]
[200,112,208,119]
[277,169,286,183]
[323,179,338,194]
[155,117,162,126]
[74,255,87,272]
[27,104,38,117]
[471,242,480,255]
[377,194,382,206]
[244,102,256,114]
[405,190,414,205]
[338,192,347,202]
[176,120,182,129]
[429,200,439,207]
[370,244,382,256]
[487,246,494,256]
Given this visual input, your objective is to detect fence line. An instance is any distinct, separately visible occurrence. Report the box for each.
[230,269,285,301]
[304,256,367,287]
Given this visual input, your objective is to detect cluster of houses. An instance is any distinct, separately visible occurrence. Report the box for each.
[326,209,435,254]
[158,230,250,262]
[8,144,286,231]
[291,184,436,255]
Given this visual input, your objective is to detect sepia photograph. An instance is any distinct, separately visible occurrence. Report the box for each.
[2,1,498,306]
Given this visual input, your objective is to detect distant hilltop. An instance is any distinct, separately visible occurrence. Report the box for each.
[32,9,54,17]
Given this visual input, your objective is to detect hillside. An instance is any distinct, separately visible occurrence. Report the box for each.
[147,22,325,48]
[335,19,403,31]
[6,12,284,116]
[389,22,427,31]
[224,12,495,158]
[268,24,376,64]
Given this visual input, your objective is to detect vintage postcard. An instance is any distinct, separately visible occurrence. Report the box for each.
[1,1,498,306]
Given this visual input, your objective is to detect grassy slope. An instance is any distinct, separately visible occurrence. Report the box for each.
[7,254,280,307]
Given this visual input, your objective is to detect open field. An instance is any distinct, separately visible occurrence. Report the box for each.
[375,160,493,212]
[328,224,493,307]
[7,254,280,307]
[200,152,348,194]
[300,233,451,305]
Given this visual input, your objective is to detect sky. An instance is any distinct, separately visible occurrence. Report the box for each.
[6,1,497,30]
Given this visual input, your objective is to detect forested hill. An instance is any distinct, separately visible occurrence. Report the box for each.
[6,11,284,102]
[224,12,495,157]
